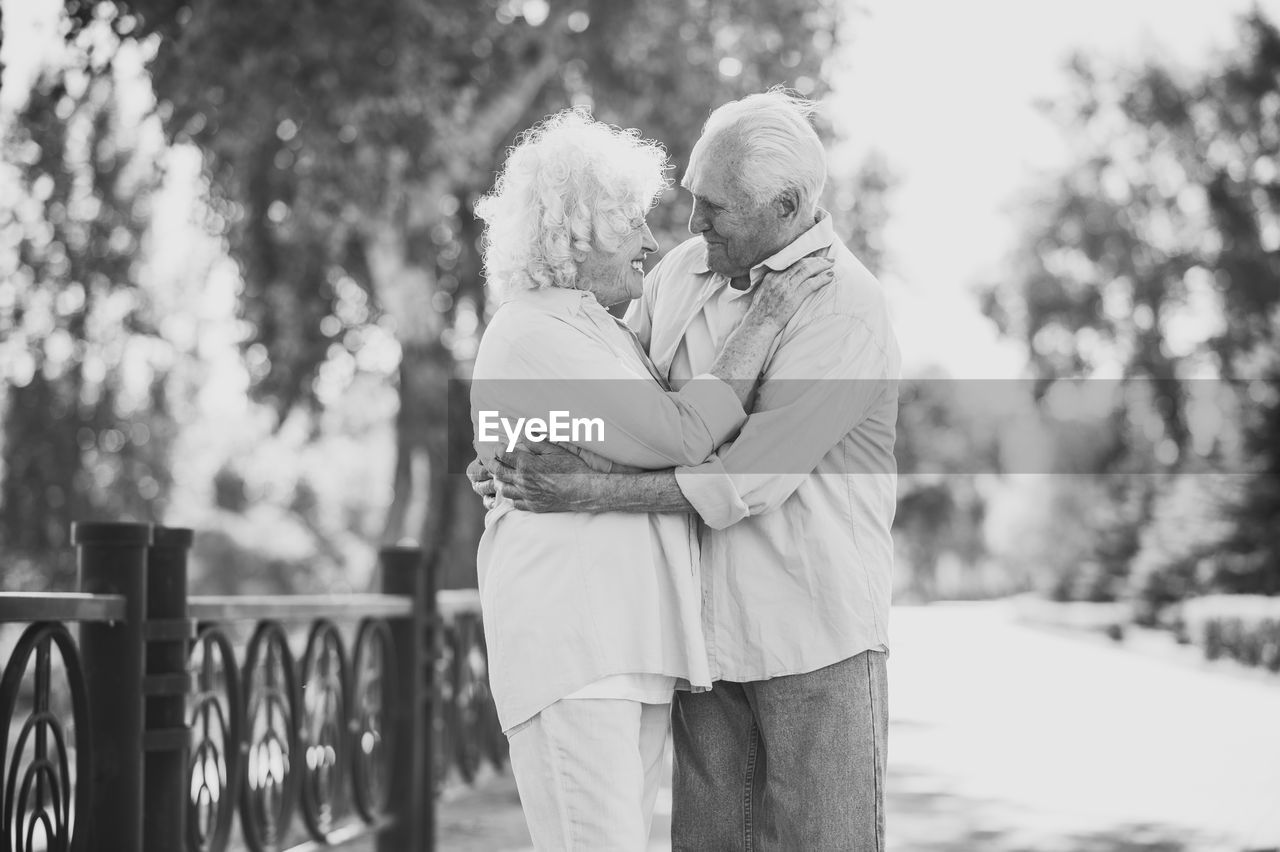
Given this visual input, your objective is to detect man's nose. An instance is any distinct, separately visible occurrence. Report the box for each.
[688,203,710,235]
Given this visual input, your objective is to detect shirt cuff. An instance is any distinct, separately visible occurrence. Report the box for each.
[675,456,750,530]
[682,372,747,446]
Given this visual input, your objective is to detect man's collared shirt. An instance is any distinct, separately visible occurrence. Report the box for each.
[627,212,901,681]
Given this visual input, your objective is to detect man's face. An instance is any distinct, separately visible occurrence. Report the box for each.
[684,139,791,278]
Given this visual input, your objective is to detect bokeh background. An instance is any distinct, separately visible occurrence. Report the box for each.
[2,1,1279,849]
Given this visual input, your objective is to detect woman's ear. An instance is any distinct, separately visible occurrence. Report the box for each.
[569,236,590,265]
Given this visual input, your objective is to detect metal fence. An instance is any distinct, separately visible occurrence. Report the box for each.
[0,521,504,852]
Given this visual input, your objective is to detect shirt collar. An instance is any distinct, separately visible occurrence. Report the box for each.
[502,285,597,310]
[689,209,836,281]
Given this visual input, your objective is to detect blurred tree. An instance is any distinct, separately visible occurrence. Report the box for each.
[0,36,175,589]
[1129,474,1240,623]
[831,157,999,602]
[831,150,896,279]
[890,371,1001,601]
[982,12,1280,606]
[58,0,849,585]
[990,474,1146,603]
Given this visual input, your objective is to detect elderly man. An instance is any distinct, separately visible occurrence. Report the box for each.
[477,90,899,851]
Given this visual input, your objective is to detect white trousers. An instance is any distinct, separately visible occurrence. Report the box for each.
[507,698,670,851]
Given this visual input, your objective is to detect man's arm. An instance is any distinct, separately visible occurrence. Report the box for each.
[487,441,693,514]
[481,312,894,521]
[587,470,693,512]
[484,296,893,520]
[674,306,895,529]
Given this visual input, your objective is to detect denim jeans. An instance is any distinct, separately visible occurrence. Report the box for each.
[671,650,888,851]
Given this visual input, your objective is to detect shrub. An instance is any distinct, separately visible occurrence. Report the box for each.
[1128,475,1240,625]
[1180,595,1280,672]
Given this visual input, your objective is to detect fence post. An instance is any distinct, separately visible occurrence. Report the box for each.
[73,520,152,851]
[378,546,434,852]
[143,526,195,852]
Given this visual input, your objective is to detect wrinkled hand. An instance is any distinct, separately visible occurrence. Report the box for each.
[488,441,597,513]
[466,456,497,509]
[748,254,834,328]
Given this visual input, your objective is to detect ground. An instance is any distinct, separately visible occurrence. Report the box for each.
[358,600,1280,852]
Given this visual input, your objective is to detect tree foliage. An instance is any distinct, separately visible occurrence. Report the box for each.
[0,40,175,587]
[79,0,845,400]
[983,12,1280,605]
[10,0,852,586]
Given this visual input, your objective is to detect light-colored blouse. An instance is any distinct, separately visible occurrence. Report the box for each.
[471,286,746,731]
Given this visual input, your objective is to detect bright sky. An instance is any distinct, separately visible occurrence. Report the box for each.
[0,0,59,113]
[830,0,1280,377]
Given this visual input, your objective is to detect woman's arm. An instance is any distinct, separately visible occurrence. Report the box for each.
[472,352,739,471]
[471,257,832,472]
[703,256,835,407]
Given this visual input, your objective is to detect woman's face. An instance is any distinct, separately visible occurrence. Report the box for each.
[577,217,659,308]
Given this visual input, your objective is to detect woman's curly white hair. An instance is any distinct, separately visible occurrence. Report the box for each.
[475,108,670,300]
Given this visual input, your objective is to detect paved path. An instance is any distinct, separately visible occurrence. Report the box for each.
[885,602,1280,852]
[433,602,1280,852]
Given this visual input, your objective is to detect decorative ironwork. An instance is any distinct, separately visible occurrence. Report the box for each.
[297,620,348,841]
[434,614,507,787]
[433,621,458,792]
[449,615,485,783]
[186,627,243,852]
[238,622,298,852]
[2,550,502,851]
[467,619,507,773]
[350,618,395,822]
[0,622,91,852]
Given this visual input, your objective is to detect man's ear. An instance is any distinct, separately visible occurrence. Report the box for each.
[774,187,800,221]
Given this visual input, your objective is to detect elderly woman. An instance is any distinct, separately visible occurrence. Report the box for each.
[470,108,831,849]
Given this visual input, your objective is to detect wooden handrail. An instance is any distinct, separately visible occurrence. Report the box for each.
[437,589,482,620]
[188,593,414,622]
[0,591,480,625]
[0,592,127,623]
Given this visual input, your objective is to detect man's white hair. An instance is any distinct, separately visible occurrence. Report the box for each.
[686,89,826,216]
[475,108,670,300]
